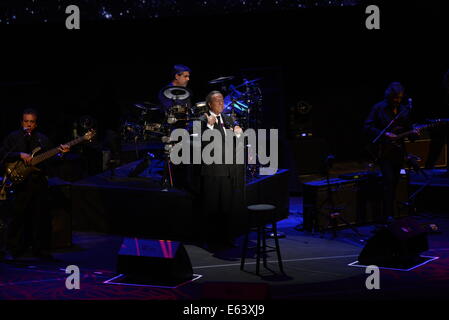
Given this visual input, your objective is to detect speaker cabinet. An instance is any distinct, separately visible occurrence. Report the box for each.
[358,217,428,268]
[117,238,193,285]
[405,139,447,168]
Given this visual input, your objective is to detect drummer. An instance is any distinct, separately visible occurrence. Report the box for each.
[158,64,192,113]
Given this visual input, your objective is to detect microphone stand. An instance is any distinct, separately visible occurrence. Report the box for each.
[372,106,410,144]
[367,105,411,169]
[398,154,433,216]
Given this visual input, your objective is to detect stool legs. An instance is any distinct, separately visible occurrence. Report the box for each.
[240,224,285,275]
[240,231,249,270]
[262,227,268,269]
[271,221,285,274]
[256,226,261,275]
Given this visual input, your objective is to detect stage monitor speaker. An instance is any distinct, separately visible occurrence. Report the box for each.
[117,238,193,285]
[358,217,428,268]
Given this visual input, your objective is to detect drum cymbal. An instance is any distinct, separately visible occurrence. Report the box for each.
[163,86,191,100]
[208,76,235,84]
[133,102,161,111]
[234,78,263,89]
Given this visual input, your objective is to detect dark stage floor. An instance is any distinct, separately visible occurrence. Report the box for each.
[1,202,449,302]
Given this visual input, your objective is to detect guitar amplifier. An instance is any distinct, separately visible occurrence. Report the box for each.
[302,173,409,232]
[405,139,447,168]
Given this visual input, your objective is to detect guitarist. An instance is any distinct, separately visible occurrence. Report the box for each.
[364,82,415,225]
[0,108,70,261]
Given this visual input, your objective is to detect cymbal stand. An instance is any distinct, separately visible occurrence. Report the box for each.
[161,143,174,191]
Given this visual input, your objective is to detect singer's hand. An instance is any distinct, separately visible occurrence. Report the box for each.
[59,144,70,153]
[204,113,217,126]
[233,126,243,135]
[385,132,398,140]
[20,153,33,165]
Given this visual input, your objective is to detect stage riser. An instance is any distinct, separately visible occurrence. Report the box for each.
[71,170,289,241]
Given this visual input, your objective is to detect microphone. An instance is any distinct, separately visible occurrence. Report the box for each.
[408,98,413,110]
[23,127,31,136]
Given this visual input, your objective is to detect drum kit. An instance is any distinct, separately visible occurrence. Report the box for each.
[120,102,165,142]
[120,76,263,143]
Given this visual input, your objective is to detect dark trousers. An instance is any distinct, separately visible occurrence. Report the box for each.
[200,169,246,244]
[6,175,51,255]
[379,159,402,223]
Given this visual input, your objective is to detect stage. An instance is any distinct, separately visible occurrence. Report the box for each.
[2,160,449,303]
[1,211,448,301]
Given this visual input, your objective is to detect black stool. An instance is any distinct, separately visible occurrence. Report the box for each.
[240,204,284,275]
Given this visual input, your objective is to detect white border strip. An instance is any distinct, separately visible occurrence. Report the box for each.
[347,256,439,272]
[103,273,203,289]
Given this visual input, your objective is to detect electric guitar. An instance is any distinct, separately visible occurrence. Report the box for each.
[390,119,449,142]
[365,118,449,161]
[4,129,95,185]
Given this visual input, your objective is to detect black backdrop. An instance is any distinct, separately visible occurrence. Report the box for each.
[1,3,448,169]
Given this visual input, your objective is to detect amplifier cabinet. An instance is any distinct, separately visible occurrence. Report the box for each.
[405,139,447,168]
[302,174,409,232]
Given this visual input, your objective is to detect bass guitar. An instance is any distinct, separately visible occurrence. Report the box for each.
[4,129,95,185]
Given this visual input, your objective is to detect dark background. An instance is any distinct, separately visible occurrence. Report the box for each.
[1,1,448,183]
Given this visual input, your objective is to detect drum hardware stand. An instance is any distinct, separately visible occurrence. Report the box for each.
[128,152,155,178]
[107,159,121,178]
[161,143,174,191]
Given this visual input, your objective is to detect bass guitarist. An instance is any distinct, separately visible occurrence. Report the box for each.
[1,108,70,261]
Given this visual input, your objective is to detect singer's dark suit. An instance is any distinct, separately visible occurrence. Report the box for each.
[364,101,413,222]
[198,112,246,247]
[1,130,53,257]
